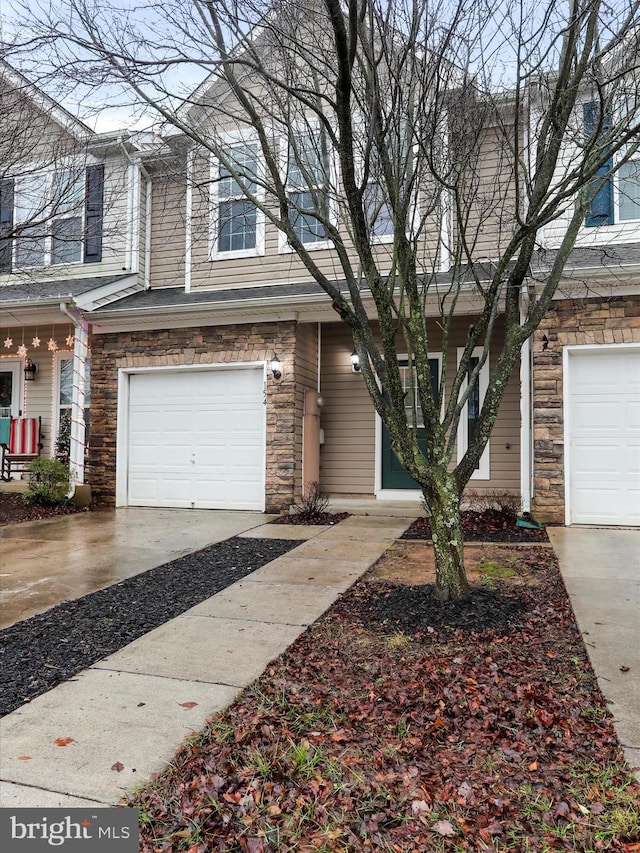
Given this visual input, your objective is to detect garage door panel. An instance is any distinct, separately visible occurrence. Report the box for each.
[568,348,640,526]
[126,367,265,510]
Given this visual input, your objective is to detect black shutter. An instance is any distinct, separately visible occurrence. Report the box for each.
[584,102,614,227]
[0,178,15,272]
[84,164,104,263]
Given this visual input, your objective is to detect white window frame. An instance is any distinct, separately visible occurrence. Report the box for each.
[12,164,86,270]
[614,100,640,224]
[0,358,23,418]
[209,132,265,261]
[456,346,490,480]
[353,111,418,245]
[278,122,334,253]
[52,350,91,456]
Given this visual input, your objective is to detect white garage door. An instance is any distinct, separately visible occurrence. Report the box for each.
[567,347,640,526]
[126,367,265,510]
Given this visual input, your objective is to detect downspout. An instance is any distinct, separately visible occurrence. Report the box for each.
[519,86,533,514]
[519,288,532,513]
[185,147,194,292]
[60,302,89,489]
[144,176,152,290]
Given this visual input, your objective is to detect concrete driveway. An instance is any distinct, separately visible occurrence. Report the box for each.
[0,508,275,628]
[548,527,640,778]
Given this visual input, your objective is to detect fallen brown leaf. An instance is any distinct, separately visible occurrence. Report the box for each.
[54,737,74,747]
[432,820,456,837]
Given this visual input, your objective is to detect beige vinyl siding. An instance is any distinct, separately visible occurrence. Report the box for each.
[319,318,521,497]
[149,173,186,288]
[0,79,79,173]
[187,144,441,291]
[97,156,133,277]
[294,322,319,497]
[0,327,81,460]
[0,140,134,284]
[461,124,519,262]
[319,324,376,495]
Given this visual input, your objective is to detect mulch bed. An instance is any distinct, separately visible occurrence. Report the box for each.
[403,509,549,542]
[0,491,86,526]
[0,536,298,717]
[270,511,350,526]
[126,546,639,852]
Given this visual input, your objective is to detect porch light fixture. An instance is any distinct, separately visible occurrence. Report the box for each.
[270,352,282,380]
[24,359,38,382]
[351,350,361,373]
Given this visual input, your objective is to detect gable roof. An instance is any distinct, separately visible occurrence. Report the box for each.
[0,60,94,141]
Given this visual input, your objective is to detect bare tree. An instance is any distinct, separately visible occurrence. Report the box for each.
[8,0,639,599]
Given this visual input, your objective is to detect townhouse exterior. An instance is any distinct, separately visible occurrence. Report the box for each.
[1,60,638,527]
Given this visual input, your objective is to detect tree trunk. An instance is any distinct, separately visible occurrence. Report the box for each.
[424,475,470,601]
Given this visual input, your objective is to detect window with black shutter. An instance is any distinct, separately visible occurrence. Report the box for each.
[84,164,104,263]
[0,178,14,272]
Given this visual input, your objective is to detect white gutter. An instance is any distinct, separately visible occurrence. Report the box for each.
[519,289,532,513]
[185,148,194,292]
[60,302,89,489]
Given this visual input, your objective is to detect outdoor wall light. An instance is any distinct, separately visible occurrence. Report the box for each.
[271,352,282,380]
[24,359,38,381]
[351,350,361,373]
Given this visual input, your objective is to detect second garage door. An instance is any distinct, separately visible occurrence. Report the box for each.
[126,366,265,510]
[567,347,640,526]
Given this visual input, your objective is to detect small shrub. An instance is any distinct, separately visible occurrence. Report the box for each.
[465,488,522,519]
[290,481,330,519]
[26,458,70,505]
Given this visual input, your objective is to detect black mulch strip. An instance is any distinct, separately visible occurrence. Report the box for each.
[351,579,526,637]
[270,511,350,526]
[402,510,549,542]
[0,536,298,718]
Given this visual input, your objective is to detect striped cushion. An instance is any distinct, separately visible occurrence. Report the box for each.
[10,418,39,455]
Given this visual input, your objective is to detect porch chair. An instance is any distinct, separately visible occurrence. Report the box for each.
[1,417,43,481]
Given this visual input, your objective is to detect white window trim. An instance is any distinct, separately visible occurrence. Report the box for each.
[209,132,265,261]
[278,123,335,254]
[456,346,490,480]
[613,162,640,225]
[0,358,23,418]
[52,350,91,456]
[374,352,443,498]
[613,96,640,225]
[11,158,89,270]
[352,110,419,245]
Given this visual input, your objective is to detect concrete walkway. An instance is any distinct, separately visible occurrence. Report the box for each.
[0,515,413,807]
[0,508,276,628]
[548,527,640,779]
[2,515,638,807]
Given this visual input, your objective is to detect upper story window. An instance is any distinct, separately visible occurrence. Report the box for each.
[584,100,639,227]
[363,179,394,239]
[283,129,330,248]
[0,164,104,273]
[211,141,264,259]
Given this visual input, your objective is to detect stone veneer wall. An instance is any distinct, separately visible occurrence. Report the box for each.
[88,321,298,512]
[531,295,640,523]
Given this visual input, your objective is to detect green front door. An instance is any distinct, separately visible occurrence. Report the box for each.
[381,357,439,490]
